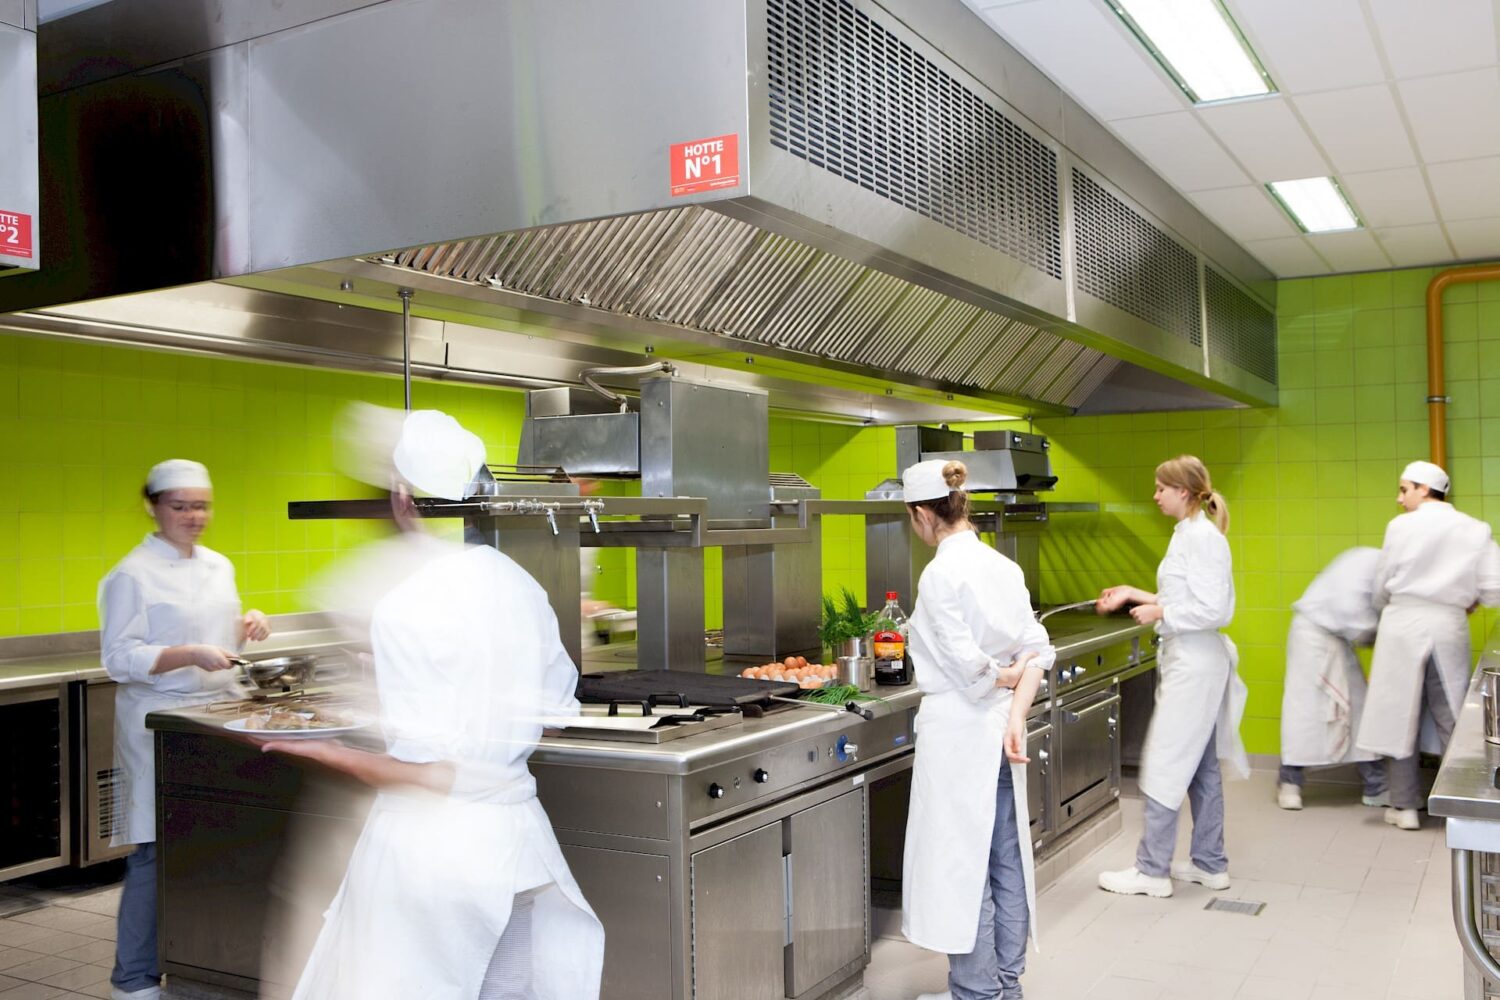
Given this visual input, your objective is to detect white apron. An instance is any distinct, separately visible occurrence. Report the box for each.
[1140,631,1249,809]
[902,688,1037,955]
[1280,614,1377,767]
[1356,597,1471,758]
[291,780,604,1000]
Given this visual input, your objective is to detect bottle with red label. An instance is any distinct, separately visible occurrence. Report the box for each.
[872,591,912,686]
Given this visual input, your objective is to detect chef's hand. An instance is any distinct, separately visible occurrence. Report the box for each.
[1096,587,1131,614]
[1130,604,1163,625]
[994,651,1038,689]
[240,610,271,643]
[261,739,340,765]
[1004,716,1030,764]
[190,645,237,671]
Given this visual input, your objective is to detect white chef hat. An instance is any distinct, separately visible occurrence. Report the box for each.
[392,410,487,501]
[1400,460,1450,494]
[145,459,212,495]
[902,459,959,503]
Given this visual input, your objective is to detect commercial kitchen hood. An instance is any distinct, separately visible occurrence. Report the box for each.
[0,0,1277,417]
[0,1,38,278]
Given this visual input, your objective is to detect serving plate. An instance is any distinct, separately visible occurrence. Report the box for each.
[223,716,371,739]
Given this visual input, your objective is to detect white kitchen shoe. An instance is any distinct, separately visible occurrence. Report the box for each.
[1170,862,1231,890]
[110,987,161,1000]
[1362,790,1390,807]
[1277,782,1303,810]
[1098,866,1173,897]
[1385,807,1421,830]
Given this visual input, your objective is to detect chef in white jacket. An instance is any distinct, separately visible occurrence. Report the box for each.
[900,458,1054,1000]
[266,410,604,1000]
[1277,547,1386,811]
[1356,461,1500,830]
[1097,455,1249,899]
[98,460,271,1000]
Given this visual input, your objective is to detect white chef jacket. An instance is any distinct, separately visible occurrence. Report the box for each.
[1373,502,1500,611]
[902,530,1054,954]
[1139,512,1250,808]
[291,540,603,1000]
[1293,547,1381,645]
[98,533,246,844]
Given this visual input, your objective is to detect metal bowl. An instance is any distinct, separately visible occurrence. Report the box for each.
[237,654,319,690]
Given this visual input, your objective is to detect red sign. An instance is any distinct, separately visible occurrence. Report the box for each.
[670,134,740,197]
[0,211,32,259]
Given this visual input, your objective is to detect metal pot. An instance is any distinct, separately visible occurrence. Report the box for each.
[835,636,873,660]
[836,655,875,692]
[236,654,320,691]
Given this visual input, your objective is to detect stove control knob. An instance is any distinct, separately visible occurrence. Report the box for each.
[753,768,771,784]
[708,783,726,799]
[836,735,859,762]
[1075,666,1088,678]
[1060,668,1074,683]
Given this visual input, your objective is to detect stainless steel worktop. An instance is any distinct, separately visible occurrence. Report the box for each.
[1428,643,1500,822]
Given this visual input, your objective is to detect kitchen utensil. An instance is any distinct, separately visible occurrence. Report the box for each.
[766,694,875,721]
[836,655,874,692]
[1482,664,1500,745]
[1038,600,1100,622]
[236,654,320,690]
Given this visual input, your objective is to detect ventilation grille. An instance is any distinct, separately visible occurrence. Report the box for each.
[383,206,1113,408]
[1205,268,1277,384]
[1203,897,1266,917]
[1072,169,1202,346]
[96,767,121,840]
[766,0,1062,279]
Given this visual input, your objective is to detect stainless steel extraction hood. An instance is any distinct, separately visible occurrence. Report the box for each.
[0,0,1277,415]
[0,1,38,278]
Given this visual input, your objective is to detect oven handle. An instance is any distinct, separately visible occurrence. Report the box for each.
[1026,720,1053,739]
[1061,692,1121,724]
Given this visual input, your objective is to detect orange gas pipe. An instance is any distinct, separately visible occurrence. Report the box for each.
[1425,264,1500,470]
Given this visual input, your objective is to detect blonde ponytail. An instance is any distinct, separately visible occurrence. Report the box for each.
[1155,455,1229,535]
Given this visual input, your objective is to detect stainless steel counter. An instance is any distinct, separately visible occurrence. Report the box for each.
[1431,649,1500,824]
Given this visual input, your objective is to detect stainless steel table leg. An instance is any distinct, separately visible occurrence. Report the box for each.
[1453,849,1500,991]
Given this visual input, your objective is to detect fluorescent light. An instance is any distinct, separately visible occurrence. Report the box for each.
[1267,177,1361,234]
[1110,0,1274,104]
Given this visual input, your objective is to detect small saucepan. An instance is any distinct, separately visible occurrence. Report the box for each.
[233,654,320,691]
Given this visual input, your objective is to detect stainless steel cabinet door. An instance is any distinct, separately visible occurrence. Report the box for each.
[560,845,672,1000]
[690,822,785,1000]
[787,789,867,998]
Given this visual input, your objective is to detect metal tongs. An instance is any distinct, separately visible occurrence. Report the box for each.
[767,694,876,721]
[1037,600,1099,622]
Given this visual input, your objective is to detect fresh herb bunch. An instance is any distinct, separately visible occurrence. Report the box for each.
[802,683,878,704]
[818,587,883,648]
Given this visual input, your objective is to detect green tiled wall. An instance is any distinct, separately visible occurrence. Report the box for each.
[8,261,1497,757]
[0,335,525,635]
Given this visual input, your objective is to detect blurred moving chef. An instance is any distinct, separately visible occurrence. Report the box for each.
[1276,547,1386,811]
[265,409,604,1000]
[900,459,1055,1000]
[1356,461,1500,831]
[99,459,271,1000]
[1096,455,1248,899]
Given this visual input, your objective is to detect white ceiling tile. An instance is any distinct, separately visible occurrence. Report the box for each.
[1190,186,1297,241]
[1443,218,1500,259]
[981,0,1183,122]
[1427,158,1500,220]
[1305,230,1391,272]
[1108,113,1249,192]
[1339,167,1436,228]
[1374,224,1455,268]
[1368,0,1496,78]
[1229,0,1385,93]
[1292,86,1415,174]
[1196,97,1326,181]
[1397,70,1500,163]
[1242,236,1331,276]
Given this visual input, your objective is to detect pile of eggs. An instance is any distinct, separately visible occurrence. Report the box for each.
[739,657,837,688]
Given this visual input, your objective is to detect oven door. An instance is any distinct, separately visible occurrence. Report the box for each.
[1055,686,1120,833]
[1024,716,1052,851]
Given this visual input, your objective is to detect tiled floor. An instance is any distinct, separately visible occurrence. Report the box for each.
[0,768,1464,1000]
[859,768,1463,1000]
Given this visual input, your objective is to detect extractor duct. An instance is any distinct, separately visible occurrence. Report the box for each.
[1,0,1276,413]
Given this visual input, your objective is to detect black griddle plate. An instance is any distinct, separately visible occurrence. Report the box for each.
[576,670,801,714]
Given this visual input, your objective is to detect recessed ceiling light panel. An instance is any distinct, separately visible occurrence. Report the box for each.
[1267,177,1361,233]
[1110,0,1275,104]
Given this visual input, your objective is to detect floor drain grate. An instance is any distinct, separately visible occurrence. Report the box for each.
[1204,897,1266,916]
[0,893,46,919]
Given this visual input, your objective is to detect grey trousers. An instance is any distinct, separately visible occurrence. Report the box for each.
[948,759,1028,1000]
[478,888,539,1000]
[1278,761,1387,796]
[1389,656,1457,810]
[1136,730,1227,878]
[111,843,159,992]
